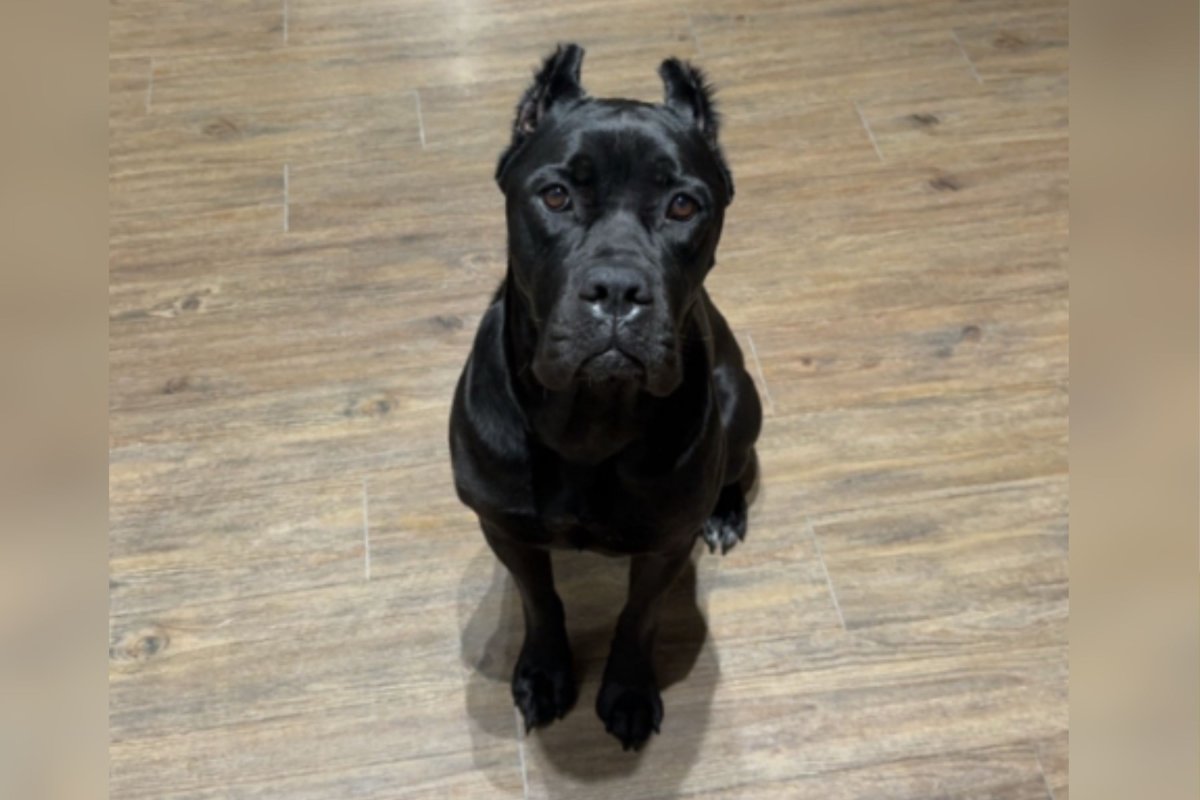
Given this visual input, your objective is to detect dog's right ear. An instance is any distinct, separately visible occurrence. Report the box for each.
[496,44,587,184]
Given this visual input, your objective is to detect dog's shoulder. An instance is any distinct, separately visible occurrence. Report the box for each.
[449,293,537,519]
[453,296,524,453]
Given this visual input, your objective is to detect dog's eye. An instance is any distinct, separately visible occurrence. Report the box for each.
[666,193,699,222]
[541,185,571,212]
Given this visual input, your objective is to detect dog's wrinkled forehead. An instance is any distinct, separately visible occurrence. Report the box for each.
[530,105,707,186]
[495,43,734,203]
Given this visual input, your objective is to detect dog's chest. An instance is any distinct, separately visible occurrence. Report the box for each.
[535,464,643,552]
[543,511,631,553]
[530,456,710,555]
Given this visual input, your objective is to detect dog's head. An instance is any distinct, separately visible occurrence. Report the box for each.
[496,44,734,398]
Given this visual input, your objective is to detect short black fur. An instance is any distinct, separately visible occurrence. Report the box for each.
[450,43,760,751]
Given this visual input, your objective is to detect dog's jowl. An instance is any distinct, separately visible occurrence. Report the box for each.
[449,43,761,751]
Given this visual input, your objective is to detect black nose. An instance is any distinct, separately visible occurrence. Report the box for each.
[579,267,653,319]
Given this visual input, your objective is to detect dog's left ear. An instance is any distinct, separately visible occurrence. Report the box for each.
[496,44,587,184]
[659,58,719,144]
[659,58,734,201]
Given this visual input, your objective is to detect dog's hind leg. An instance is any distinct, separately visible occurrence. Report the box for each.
[702,448,757,555]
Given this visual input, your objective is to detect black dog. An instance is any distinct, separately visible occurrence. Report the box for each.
[449,44,761,751]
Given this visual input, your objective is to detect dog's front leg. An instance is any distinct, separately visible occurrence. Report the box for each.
[597,544,693,750]
[483,525,577,731]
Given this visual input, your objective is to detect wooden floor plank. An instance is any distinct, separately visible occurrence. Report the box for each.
[811,477,1068,644]
[1037,730,1070,800]
[109,0,1068,796]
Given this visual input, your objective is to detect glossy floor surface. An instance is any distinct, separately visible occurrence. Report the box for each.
[110,0,1068,797]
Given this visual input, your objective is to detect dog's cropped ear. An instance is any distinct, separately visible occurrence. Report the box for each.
[659,58,719,144]
[659,57,734,201]
[495,44,586,184]
[515,43,586,136]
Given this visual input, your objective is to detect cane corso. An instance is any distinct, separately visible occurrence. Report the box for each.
[449,43,761,751]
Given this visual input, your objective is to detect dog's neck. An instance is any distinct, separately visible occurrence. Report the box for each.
[499,267,711,466]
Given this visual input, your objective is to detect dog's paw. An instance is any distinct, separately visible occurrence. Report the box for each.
[702,513,745,555]
[512,640,576,732]
[702,484,748,555]
[596,676,663,751]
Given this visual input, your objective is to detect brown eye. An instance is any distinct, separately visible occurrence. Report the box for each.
[667,193,699,221]
[541,185,571,212]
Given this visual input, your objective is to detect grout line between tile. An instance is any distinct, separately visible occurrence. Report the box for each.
[952,30,983,84]
[361,477,371,581]
[806,517,847,631]
[744,332,776,416]
[688,14,703,55]
[413,89,427,149]
[1033,741,1056,800]
[853,100,883,161]
[514,708,531,799]
[144,58,154,113]
[282,163,290,233]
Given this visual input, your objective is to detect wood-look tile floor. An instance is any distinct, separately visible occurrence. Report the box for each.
[109,1,1068,797]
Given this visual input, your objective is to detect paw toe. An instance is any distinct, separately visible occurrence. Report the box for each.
[512,650,576,731]
[597,682,663,751]
[703,512,747,555]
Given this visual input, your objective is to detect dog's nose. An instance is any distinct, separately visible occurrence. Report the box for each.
[579,267,653,319]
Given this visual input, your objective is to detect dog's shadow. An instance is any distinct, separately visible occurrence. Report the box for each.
[458,544,718,791]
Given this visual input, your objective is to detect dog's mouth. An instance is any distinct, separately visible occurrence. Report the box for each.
[531,320,681,397]
[576,346,646,384]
